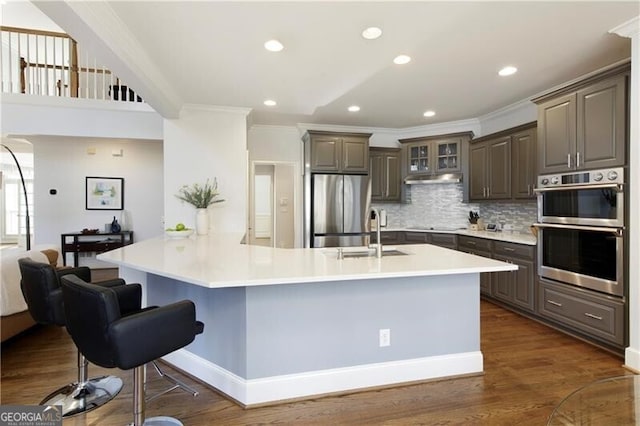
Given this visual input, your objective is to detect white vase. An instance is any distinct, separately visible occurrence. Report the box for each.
[196,208,209,235]
[119,210,129,231]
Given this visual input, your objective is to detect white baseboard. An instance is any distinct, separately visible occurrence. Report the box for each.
[163,349,483,406]
[625,346,640,373]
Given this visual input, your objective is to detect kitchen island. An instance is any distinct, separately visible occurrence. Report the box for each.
[98,233,517,406]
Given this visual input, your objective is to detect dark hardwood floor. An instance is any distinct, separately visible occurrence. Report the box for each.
[1,300,631,425]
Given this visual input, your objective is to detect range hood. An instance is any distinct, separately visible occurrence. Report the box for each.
[404,173,463,184]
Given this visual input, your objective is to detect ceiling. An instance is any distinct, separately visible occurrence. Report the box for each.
[7,1,640,129]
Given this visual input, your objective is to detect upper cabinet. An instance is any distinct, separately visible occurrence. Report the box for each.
[370,148,401,202]
[469,136,511,200]
[399,132,473,181]
[469,122,537,201]
[401,134,467,176]
[511,126,537,199]
[304,131,371,173]
[534,64,628,174]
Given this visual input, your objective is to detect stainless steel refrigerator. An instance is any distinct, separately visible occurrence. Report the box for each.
[309,174,371,248]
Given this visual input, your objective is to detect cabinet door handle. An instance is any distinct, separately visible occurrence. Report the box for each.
[547,299,563,307]
[567,153,571,169]
[584,312,603,321]
[576,152,581,168]
[504,247,515,252]
[527,184,531,196]
[468,241,476,246]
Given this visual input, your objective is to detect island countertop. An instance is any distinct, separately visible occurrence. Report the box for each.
[97,232,517,289]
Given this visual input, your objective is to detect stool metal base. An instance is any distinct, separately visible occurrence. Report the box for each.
[40,375,123,417]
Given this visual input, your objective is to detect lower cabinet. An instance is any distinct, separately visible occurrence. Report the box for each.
[377,231,458,248]
[371,231,405,245]
[429,233,458,249]
[403,231,429,244]
[458,236,493,296]
[538,279,625,347]
[492,242,536,313]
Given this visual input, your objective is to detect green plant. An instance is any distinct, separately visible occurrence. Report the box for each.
[175,178,224,208]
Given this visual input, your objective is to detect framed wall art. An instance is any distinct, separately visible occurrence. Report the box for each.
[86,176,124,210]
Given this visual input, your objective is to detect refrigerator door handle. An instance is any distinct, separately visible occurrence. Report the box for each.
[343,176,352,231]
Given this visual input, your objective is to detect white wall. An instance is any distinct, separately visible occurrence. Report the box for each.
[164,105,249,233]
[274,164,295,248]
[31,136,163,263]
[1,94,163,140]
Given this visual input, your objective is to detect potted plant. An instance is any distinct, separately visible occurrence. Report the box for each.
[176,179,224,235]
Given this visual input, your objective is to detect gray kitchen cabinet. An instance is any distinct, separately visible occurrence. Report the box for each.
[538,278,625,347]
[511,126,537,199]
[304,131,371,173]
[377,231,458,248]
[469,122,537,201]
[403,231,429,244]
[370,148,401,202]
[491,241,536,313]
[371,231,405,245]
[469,136,511,201]
[429,233,458,250]
[400,132,472,176]
[535,64,628,174]
[458,236,493,296]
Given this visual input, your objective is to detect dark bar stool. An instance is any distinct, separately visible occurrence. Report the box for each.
[18,258,139,417]
[60,274,204,426]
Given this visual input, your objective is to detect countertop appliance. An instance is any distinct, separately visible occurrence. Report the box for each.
[307,174,371,248]
[534,167,625,297]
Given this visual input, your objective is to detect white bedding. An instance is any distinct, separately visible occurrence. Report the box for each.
[0,245,59,316]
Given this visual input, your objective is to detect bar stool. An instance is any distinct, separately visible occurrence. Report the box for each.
[18,258,139,417]
[60,274,204,426]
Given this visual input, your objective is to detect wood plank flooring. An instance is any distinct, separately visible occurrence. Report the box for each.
[1,301,631,425]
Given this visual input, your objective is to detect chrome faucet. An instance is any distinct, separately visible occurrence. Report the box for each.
[370,207,383,258]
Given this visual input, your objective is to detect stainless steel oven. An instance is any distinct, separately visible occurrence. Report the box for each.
[534,167,625,297]
[536,167,624,227]
[535,223,624,296]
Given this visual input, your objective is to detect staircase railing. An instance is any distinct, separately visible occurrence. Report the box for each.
[1,26,142,102]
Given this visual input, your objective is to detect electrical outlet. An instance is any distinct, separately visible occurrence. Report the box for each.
[379,328,391,347]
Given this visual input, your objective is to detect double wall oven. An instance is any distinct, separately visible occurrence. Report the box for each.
[534,167,625,297]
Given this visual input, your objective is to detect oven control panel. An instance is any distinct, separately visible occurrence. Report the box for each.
[538,167,624,188]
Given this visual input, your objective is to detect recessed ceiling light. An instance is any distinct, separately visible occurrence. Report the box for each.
[362,27,382,40]
[423,110,436,117]
[264,100,277,107]
[264,40,284,52]
[393,55,411,65]
[498,66,518,76]
[348,105,360,112]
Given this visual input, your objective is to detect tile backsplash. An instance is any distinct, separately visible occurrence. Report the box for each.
[373,183,537,233]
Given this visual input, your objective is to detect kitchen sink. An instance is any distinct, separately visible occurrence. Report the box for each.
[327,248,409,259]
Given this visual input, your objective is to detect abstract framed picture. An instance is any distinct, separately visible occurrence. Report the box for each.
[86,177,124,210]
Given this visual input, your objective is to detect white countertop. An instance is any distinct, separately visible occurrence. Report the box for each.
[97,232,517,289]
[388,228,537,246]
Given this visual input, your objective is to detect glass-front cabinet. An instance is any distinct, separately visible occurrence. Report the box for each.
[402,135,468,176]
[408,144,430,173]
[437,142,459,172]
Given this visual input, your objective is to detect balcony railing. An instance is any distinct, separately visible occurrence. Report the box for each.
[1,26,142,102]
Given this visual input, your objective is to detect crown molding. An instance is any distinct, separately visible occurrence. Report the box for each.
[609,16,640,38]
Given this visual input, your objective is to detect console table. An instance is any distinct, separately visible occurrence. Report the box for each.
[61,231,134,267]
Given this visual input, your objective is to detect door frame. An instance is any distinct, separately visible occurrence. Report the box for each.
[248,160,301,248]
